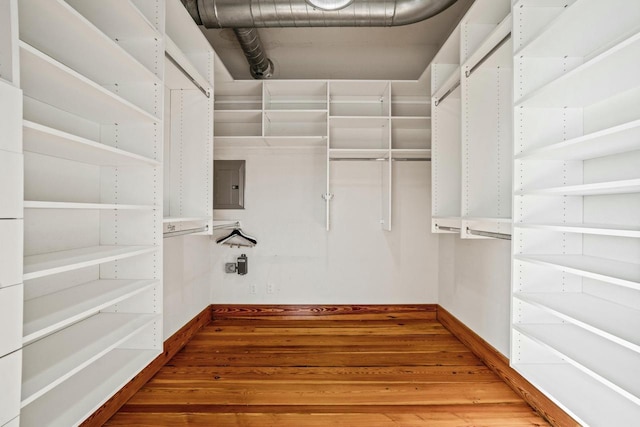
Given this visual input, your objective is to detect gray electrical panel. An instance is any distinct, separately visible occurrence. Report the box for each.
[214,160,246,209]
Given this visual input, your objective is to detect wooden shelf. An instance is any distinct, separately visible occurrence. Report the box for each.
[517,179,640,196]
[515,323,640,404]
[516,31,640,107]
[23,279,157,344]
[513,363,640,427]
[24,201,156,210]
[516,119,640,160]
[21,312,156,407]
[23,121,159,167]
[515,292,640,352]
[23,245,157,281]
[515,254,640,290]
[516,222,640,238]
[515,0,640,59]
[19,42,160,124]
[20,348,157,427]
[19,0,159,87]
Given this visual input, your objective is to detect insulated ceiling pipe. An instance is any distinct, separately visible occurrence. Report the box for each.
[182,0,457,78]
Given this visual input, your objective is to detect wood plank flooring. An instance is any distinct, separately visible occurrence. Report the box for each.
[106,307,549,426]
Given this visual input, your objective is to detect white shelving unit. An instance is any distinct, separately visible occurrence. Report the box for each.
[512,0,640,424]
[431,0,512,239]
[163,0,214,237]
[214,77,430,232]
[0,2,23,425]
[16,0,164,425]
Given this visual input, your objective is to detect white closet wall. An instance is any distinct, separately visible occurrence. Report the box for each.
[511,0,640,424]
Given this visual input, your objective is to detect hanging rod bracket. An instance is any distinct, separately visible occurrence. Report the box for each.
[466,227,512,240]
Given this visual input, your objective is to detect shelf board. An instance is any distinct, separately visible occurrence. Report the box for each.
[515,0,640,58]
[516,31,640,107]
[64,0,159,40]
[23,121,160,167]
[21,348,157,427]
[462,14,512,72]
[19,0,159,87]
[515,292,640,352]
[329,116,389,127]
[214,110,262,123]
[515,254,640,290]
[19,42,160,124]
[513,363,640,426]
[163,217,210,223]
[215,136,326,148]
[165,35,212,93]
[391,149,431,159]
[432,65,460,100]
[21,312,156,407]
[24,201,156,210]
[516,222,640,238]
[329,149,389,159]
[516,119,640,160]
[23,279,157,344]
[263,136,326,147]
[23,245,157,281]
[264,110,327,122]
[463,217,512,224]
[516,179,640,196]
[515,323,640,404]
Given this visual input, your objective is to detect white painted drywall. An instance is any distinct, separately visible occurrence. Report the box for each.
[437,234,511,356]
[211,148,438,304]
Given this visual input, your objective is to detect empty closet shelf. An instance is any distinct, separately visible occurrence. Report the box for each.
[23,279,158,344]
[23,245,158,280]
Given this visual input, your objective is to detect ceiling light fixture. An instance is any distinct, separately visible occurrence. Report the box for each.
[305,0,355,11]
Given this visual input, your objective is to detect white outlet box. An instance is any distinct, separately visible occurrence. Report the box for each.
[250,284,257,294]
[266,283,274,294]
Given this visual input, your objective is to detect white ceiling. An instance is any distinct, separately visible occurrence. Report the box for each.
[200,0,473,81]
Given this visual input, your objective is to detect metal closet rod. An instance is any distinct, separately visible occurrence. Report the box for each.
[434,80,460,107]
[436,225,460,232]
[330,157,431,162]
[465,33,512,78]
[466,228,511,240]
[163,225,209,238]
[165,52,210,98]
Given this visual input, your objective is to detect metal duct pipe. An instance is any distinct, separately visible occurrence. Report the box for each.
[233,28,275,79]
[182,0,457,79]
[186,0,457,28]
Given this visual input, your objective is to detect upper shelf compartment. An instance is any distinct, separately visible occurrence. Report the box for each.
[18,0,159,87]
[516,0,640,59]
[517,31,640,107]
[329,81,390,117]
[391,81,430,117]
[215,81,263,111]
[19,42,160,124]
[264,81,327,110]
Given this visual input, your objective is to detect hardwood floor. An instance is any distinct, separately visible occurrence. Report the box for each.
[106,307,549,426]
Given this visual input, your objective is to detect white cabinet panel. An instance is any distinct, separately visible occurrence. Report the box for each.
[0,284,22,356]
[0,81,21,153]
[0,220,22,288]
[0,351,21,427]
[0,150,23,218]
